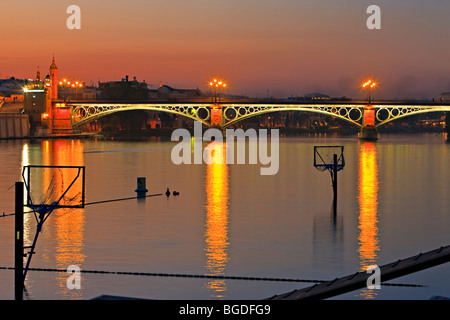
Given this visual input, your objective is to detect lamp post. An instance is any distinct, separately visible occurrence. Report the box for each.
[362,80,377,104]
[209,78,227,103]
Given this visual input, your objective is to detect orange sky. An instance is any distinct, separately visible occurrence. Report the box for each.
[2,0,450,99]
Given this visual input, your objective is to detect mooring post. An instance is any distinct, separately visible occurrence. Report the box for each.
[15,181,24,301]
[135,177,148,198]
[332,154,338,213]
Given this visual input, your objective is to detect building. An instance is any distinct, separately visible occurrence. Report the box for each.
[148,84,202,100]
[22,58,60,135]
[58,80,97,101]
[436,92,450,102]
[49,56,58,100]
[0,77,26,102]
[304,92,331,100]
[98,75,149,100]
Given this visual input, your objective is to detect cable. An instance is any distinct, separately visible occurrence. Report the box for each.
[84,193,162,206]
[0,266,425,287]
[1,193,163,218]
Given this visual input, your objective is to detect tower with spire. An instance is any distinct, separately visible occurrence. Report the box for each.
[36,66,41,82]
[49,55,58,100]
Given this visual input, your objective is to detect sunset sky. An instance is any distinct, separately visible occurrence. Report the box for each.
[2,0,450,99]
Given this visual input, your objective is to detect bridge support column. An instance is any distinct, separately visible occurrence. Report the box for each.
[209,104,228,139]
[446,111,450,143]
[210,104,223,128]
[359,104,378,141]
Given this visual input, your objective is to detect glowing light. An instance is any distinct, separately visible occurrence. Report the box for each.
[209,79,227,88]
[204,142,230,298]
[362,79,378,103]
[358,144,379,269]
[357,141,379,299]
[362,79,377,88]
[208,77,228,102]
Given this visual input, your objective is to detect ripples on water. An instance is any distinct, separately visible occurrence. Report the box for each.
[0,133,449,300]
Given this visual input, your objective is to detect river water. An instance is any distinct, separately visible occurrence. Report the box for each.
[0,133,449,300]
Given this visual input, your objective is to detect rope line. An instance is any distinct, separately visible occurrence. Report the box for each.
[1,193,163,218]
[0,266,425,287]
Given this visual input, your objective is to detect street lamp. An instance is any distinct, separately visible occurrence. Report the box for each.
[209,78,227,103]
[362,80,377,104]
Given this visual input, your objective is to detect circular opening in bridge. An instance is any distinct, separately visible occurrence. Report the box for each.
[376,108,389,122]
[75,107,86,118]
[87,107,96,116]
[238,108,247,116]
[197,107,209,120]
[348,108,362,121]
[391,108,400,117]
[339,108,348,117]
[224,107,237,121]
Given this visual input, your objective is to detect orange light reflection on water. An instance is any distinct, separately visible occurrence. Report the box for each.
[357,141,380,299]
[204,141,230,298]
[22,139,86,298]
[52,140,85,297]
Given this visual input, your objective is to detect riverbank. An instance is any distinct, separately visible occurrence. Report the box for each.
[0,132,99,141]
[1,127,448,141]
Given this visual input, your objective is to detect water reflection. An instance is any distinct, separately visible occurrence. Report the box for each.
[357,141,380,299]
[21,139,86,298]
[203,141,230,299]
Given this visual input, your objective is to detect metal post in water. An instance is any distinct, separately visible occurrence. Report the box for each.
[332,154,338,214]
[135,177,148,198]
[15,182,24,301]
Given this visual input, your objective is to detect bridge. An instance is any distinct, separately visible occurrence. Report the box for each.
[61,101,450,140]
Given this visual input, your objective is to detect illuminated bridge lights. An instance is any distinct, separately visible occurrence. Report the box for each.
[67,103,450,129]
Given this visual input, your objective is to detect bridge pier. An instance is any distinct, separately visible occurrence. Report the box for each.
[446,111,450,143]
[359,104,379,141]
[359,126,378,140]
[210,104,223,128]
[209,103,227,138]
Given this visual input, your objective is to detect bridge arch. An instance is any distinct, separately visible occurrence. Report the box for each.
[373,105,447,128]
[221,104,364,129]
[70,103,212,128]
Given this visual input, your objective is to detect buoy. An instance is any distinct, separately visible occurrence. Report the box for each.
[135,177,148,198]
[165,188,170,197]
[173,191,179,196]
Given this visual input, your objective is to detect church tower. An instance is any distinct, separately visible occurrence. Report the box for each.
[49,56,58,100]
[36,66,41,82]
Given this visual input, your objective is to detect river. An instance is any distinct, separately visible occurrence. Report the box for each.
[0,133,449,300]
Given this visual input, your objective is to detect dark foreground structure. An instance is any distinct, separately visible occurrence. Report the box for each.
[267,245,450,300]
